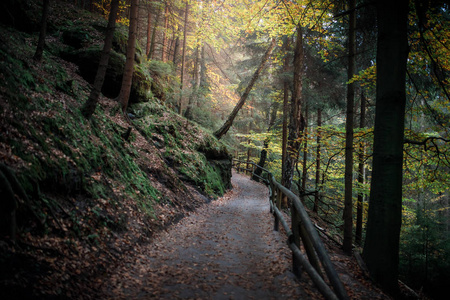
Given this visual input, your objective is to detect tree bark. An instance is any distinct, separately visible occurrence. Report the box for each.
[81,0,120,118]
[118,0,139,112]
[146,3,152,57]
[148,3,161,60]
[214,38,276,139]
[343,0,356,255]
[363,0,409,295]
[184,43,202,119]
[301,104,308,195]
[179,0,189,114]
[161,3,169,62]
[355,91,366,246]
[313,108,321,213]
[172,36,180,70]
[33,0,50,62]
[283,26,304,191]
[281,36,290,187]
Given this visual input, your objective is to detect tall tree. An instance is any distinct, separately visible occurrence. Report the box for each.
[118,0,139,112]
[161,2,169,62]
[146,2,153,57]
[33,0,50,62]
[214,38,276,139]
[82,0,120,118]
[179,0,189,114]
[313,108,322,212]
[363,0,409,294]
[355,91,366,246]
[148,2,161,60]
[281,36,290,188]
[343,0,356,255]
[283,26,304,190]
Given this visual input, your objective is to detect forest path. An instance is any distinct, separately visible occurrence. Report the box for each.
[102,171,312,299]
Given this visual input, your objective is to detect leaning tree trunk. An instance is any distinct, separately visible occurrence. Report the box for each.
[118,0,139,112]
[343,0,356,255]
[82,0,120,118]
[283,26,304,191]
[363,0,409,295]
[33,0,50,62]
[214,38,276,139]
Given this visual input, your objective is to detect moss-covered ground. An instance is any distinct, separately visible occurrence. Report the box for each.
[0,1,231,298]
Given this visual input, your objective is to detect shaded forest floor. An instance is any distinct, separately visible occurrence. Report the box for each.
[99,171,390,300]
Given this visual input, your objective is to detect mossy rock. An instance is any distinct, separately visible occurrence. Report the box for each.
[61,46,152,103]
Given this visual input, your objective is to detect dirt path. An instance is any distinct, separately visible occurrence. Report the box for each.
[103,171,311,299]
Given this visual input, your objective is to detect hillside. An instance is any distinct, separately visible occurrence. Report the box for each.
[0,2,231,298]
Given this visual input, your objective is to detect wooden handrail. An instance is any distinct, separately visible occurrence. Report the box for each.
[232,159,349,300]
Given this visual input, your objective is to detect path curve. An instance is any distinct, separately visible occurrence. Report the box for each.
[104,171,311,299]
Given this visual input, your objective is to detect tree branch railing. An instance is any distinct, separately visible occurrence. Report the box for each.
[232,159,349,300]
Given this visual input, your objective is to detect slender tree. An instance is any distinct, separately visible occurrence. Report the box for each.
[301,104,308,195]
[148,2,161,60]
[355,91,366,246]
[146,2,153,57]
[82,0,120,118]
[281,36,290,188]
[214,38,276,139]
[283,26,304,190]
[179,0,189,114]
[313,108,322,213]
[343,0,356,254]
[363,0,409,294]
[33,0,50,62]
[161,2,169,62]
[118,0,139,112]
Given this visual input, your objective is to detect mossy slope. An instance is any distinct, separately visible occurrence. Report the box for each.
[0,1,231,298]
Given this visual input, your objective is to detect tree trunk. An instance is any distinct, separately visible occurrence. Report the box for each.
[33,0,50,62]
[184,44,201,119]
[363,0,409,295]
[313,108,321,213]
[301,104,308,195]
[82,0,120,118]
[284,26,304,191]
[252,100,280,181]
[355,91,366,246]
[146,3,152,57]
[214,38,276,139]
[172,36,180,70]
[161,3,169,62]
[343,0,356,255]
[118,0,139,112]
[281,36,290,187]
[148,3,161,60]
[179,0,189,114]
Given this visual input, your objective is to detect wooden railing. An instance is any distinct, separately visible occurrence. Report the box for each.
[232,159,349,300]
